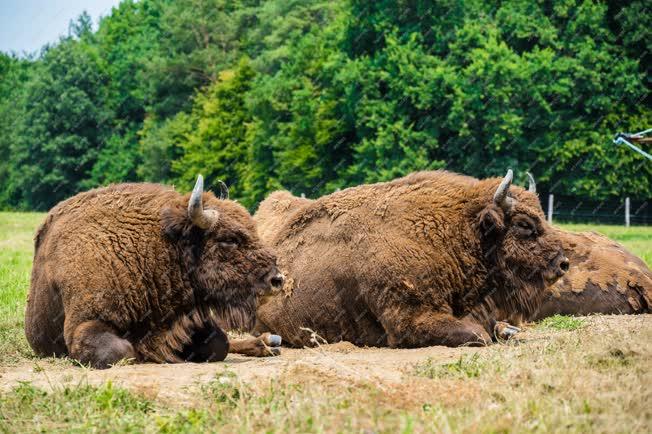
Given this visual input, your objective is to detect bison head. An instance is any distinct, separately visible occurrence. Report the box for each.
[476,170,568,318]
[161,175,283,331]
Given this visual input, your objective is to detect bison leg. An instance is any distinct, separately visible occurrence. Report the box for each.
[382,311,492,348]
[228,333,282,357]
[24,280,67,358]
[180,326,229,362]
[68,320,136,369]
[493,321,521,341]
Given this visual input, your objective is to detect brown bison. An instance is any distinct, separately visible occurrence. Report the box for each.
[25,176,284,368]
[252,170,569,348]
[532,229,651,320]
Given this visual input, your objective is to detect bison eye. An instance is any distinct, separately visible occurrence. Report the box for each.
[218,239,239,249]
[514,220,535,236]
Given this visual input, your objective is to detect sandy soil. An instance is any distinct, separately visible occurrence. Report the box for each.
[1,315,649,405]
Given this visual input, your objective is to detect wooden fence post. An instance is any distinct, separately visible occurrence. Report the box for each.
[625,197,630,227]
[547,194,554,224]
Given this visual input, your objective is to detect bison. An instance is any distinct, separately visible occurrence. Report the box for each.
[25,176,284,368]
[252,170,569,348]
[532,229,651,320]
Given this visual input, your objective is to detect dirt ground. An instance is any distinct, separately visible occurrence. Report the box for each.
[1,314,650,406]
[0,341,477,404]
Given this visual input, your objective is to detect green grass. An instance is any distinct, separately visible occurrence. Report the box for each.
[413,354,493,379]
[0,372,439,433]
[0,381,154,432]
[0,212,45,364]
[537,314,586,331]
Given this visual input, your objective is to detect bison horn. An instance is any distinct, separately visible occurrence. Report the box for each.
[526,172,536,193]
[188,175,218,229]
[493,169,514,212]
[217,180,229,200]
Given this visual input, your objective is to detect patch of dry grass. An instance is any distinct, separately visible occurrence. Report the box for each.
[410,316,651,433]
[2,316,650,433]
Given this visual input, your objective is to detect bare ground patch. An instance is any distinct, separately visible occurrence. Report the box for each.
[0,315,652,432]
[0,340,480,404]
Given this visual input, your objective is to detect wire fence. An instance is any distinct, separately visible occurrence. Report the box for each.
[543,194,651,225]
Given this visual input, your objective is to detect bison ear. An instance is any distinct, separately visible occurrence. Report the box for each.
[161,204,190,240]
[478,204,506,238]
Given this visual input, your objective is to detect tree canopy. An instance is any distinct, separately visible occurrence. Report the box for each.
[0,0,649,211]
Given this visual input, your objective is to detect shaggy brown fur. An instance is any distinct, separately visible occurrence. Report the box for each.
[253,170,567,348]
[25,180,282,368]
[532,230,651,320]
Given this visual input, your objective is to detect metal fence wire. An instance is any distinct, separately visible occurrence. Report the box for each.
[542,194,651,225]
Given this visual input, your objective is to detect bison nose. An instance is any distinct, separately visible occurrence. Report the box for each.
[559,257,570,273]
[266,271,285,289]
[553,254,570,277]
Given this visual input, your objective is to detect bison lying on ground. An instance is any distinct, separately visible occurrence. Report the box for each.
[25,176,284,368]
[532,229,651,320]
[253,170,569,348]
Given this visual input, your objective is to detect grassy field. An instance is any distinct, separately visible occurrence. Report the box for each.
[0,212,650,433]
[0,212,43,365]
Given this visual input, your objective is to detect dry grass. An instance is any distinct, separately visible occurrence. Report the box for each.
[1,316,650,433]
[409,316,652,433]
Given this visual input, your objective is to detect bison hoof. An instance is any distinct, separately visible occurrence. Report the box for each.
[259,333,282,356]
[252,333,282,357]
[230,333,283,357]
[266,334,282,347]
[494,322,521,341]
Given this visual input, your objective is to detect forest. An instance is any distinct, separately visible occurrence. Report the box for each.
[0,0,649,211]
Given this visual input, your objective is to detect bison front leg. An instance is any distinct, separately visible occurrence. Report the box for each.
[67,320,137,369]
[228,333,282,357]
[180,326,230,362]
[380,310,492,348]
[493,321,521,341]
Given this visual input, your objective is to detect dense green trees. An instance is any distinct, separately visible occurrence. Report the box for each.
[0,0,649,211]
[172,61,256,201]
[0,53,31,206]
[6,23,111,209]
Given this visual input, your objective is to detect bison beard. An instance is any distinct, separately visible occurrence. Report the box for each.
[25,176,282,368]
[253,170,568,348]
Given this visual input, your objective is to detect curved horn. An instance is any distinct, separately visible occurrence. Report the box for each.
[188,175,218,229]
[493,169,514,211]
[526,172,536,193]
[217,180,229,200]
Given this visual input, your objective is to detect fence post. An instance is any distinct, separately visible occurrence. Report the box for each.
[547,194,554,224]
[625,197,630,227]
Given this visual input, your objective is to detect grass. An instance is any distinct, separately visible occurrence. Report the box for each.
[4,326,650,433]
[413,353,492,379]
[408,328,651,433]
[0,212,650,432]
[0,381,154,432]
[0,212,45,364]
[537,315,586,331]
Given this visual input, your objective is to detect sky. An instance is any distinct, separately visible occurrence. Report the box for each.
[0,0,123,55]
